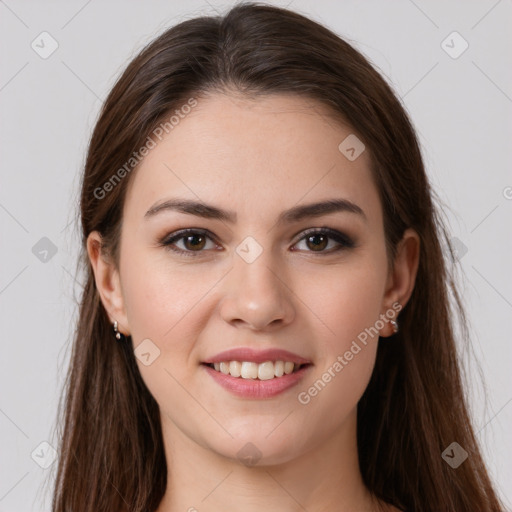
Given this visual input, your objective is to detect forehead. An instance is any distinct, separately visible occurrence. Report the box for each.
[123,92,381,226]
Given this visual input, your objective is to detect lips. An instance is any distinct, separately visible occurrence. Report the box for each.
[201,347,313,398]
[203,348,312,365]
[202,363,312,398]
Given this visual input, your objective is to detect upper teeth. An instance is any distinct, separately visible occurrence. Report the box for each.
[212,361,298,380]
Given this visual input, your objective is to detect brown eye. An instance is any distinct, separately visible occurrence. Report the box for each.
[182,233,207,251]
[306,233,328,251]
[161,229,218,257]
[293,228,355,254]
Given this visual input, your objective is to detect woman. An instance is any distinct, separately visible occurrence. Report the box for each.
[50,3,505,511]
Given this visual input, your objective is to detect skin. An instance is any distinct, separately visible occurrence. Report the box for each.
[88,92,419,512]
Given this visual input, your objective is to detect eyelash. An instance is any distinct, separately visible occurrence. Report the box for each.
[159,227,355,258]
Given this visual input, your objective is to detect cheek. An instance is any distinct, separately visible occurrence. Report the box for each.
[299,254,388,356]
[292,252,387,422]
[119,250,217,417]
[119,245,231,397]
[117,244,195,390]
[120,244,212,342]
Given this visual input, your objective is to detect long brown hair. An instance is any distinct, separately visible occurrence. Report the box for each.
[50,3,504,511]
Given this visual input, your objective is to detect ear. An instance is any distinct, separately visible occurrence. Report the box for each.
[86,231,130,336]
[379,228,420,337]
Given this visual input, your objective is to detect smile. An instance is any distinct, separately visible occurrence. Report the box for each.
[201,362,312,399]
[205,360,306,380]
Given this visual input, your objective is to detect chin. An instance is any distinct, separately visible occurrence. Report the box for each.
[207,429,305,467]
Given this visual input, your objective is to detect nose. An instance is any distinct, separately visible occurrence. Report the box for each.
[219,248,295,332]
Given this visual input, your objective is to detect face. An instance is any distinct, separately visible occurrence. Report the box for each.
[90,92,415,466]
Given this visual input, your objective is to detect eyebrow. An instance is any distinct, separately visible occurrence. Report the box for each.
[144,197,366,224]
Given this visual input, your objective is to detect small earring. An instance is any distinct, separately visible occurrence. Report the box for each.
[390,319,399,334]
[113,320,125,341]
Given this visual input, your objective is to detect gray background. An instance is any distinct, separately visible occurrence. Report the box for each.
[1,0,511,510]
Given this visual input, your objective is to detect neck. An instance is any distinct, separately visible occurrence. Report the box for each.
[156,409,383,512]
